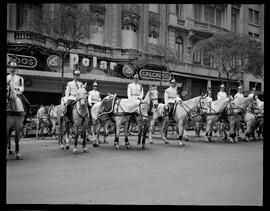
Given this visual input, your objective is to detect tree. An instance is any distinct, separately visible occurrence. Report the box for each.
[29,4,97,95]
[195,32,264,93]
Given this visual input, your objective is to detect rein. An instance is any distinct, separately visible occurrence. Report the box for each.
[176,97,203,119]
[73,96,89,127]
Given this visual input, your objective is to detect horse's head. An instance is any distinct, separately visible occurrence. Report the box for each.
[76,85,88,107]
[148,85,159,109]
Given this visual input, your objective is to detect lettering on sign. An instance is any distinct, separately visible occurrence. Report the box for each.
[139,69,171,81]
[7,53,37,68]
[69,53,117,70]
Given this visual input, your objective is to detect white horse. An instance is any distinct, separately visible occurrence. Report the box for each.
[92,86,159,150]
[218,96,254,143]
[204,97,231,142]
[36,104,64,139]
[244,98,263,141]
[158,96,204,146]
[59,85,89,153]
[6,83,26,160]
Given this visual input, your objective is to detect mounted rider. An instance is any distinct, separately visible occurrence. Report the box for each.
[127,74,144,101]
[204,90,213,113]
[248,87,256,98]
[88,80,101,113]
[62,68,83,121]
[164,78,181,119]
[217,84,227,100]
[234,85,244,102]
[7,60,30,125]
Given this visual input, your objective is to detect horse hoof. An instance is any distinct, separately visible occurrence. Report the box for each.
[164,141,169,144]
[125,143,131,149]
[137,144,142,149]
[9,150,14,155]
[184,138,189,142]
[83,147,89,153]
[115,145,120,150]
[93,143,100,147]
[65,145,70,150]
[178,142,185,147]
[59,145,64,150]
[16,154,23,160]
[142,144,146,149]
[149,141,154,144]
[73,148,78,154]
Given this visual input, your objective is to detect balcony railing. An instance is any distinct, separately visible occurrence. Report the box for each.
[194,20,228,33]
[14,31,46,44]
[177,18,185,26]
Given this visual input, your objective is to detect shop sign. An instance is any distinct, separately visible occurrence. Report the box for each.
[47,55,62,71]
[69,53,117,71]
[139,69,171,81]
[122,63,134,78]
[7,53,37,68]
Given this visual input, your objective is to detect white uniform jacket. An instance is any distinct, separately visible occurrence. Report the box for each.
[248,93,255,98]
[127,82,144,100]
[234,92,244,102]
[164,86,180,105]
[88,90,101,105]
[7,74,24,94]
[217,91,227,100]
[64,80,83,102]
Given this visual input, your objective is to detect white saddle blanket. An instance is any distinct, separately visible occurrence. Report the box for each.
[117,99,140,113]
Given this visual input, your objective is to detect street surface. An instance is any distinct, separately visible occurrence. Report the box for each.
[6,130,263,205]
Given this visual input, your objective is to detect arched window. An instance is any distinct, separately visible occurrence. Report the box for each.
[175,37,183,62]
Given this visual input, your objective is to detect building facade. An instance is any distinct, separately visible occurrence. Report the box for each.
[7,4,264,105]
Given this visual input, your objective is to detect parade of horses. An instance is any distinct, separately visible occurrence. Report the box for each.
[6,61,264,160]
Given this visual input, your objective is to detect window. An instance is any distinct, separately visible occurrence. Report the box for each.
[254,10,259,25]
[249,8,253,23]
[254,33,260,39]
[122,25,138,49]
[204,5,215,24]
[249,82,261,91]
[248,31,253,37]
[16,4,29,29]
[175,37,183,62]
[203,54,211,66]
[149,4,158,13]
[216,8,221,26]
[249,8,260,25]
[231,7,239,32]
[176,4,183,19]
[194,4,202,21]
[148,32,158,44]
[193,49,201,64]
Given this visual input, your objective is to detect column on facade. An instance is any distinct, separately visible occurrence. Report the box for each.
[8,4,17,30]
[168,29,175,52]
[226,4,232,30]
[104,4,112,47]
[158,4,166,46]
[138,4,146,50]
[184,4,194,29]
[111,4,122,48]
[239,4,244,33]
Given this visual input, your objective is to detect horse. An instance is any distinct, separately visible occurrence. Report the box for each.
[203,97,231,143]
[219,96,254,143]
[244,98,263,142]
[159,96,205,146]
[36,104,64,139]
[148,103,170,144]
[6,83,26,160]
[92,85,159,150]
[58,85,90,153]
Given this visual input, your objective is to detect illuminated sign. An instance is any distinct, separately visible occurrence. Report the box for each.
[139,69,171,81]
[7,53,37,68]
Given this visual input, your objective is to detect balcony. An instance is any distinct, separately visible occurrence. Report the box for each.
[14,30,46,44]
[193,20,228,33]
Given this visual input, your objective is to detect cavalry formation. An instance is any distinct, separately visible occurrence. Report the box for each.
[6,61,264,160]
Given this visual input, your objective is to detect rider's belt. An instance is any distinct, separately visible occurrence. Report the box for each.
[168,97,175,99]
[131,94,140,96]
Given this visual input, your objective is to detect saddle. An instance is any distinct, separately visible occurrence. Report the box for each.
[99,94,117,116]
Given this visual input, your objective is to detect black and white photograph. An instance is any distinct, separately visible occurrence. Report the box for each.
[5,3,264,206]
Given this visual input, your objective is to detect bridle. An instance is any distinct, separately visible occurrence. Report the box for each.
[73,94,89,126]
[176,96,205,119]
[138,88,158,119]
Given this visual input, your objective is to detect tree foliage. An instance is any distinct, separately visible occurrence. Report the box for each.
[195,32,264,89]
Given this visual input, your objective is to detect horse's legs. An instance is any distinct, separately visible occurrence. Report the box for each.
[160,117,169,144]
[103,122,109,144]
[228,117,236,143]
[114,118,121,150]
[177,120,185,146]
[36,119,40,139]
[205,118,214,142]
[81,127,89,152]
[73,125,79,153]
[148,118,156,144]
[93,122,100,147]
[124,121,131,149]
[14,128,22,160]
[142,121,150,149]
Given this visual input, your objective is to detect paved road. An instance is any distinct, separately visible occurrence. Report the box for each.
[6,131,263,205]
